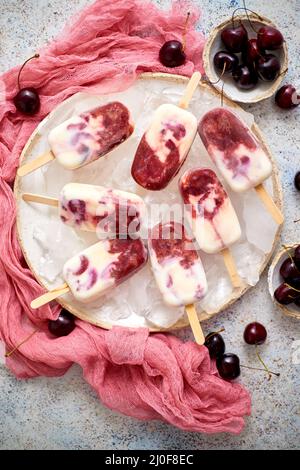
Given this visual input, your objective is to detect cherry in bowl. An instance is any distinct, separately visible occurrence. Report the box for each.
[221,24,248,53]
[257,54,281,82]
[257,26,284,51]
[233,64,258,90]
[214,51,239,73]
[274,283,300,305]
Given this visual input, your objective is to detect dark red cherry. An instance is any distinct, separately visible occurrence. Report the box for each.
[242,38,262,65]
[275,85,300,109]
[274,283,300,305]
[14,54,41,116]
[232,64,258,90]
[294,297,300,307]
[257,26,284,51]
[213,51,239,73]
[14,88,40,116]
[244,322,267,345]
[294,172,300,191]
[159,40,186,68]
[204,332,225,359]
[280,258,300,281]
[48,310,76,337]
[216,353,240,380]
[221,24,248,53]
[257,54,280,81]
[294,245,300,270]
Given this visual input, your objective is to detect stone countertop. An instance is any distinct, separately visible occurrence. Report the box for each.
[0,0,299,450]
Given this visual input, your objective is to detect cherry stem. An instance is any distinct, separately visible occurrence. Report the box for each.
[220,82,225,107]
[285,282,300,294]
[17,53,40,91]
[294,219,300,223]
[5,329,38,358]
[210,62,227,85]
[255,346,278,381]
[231,2,262,33]
[279,68,288,77]
[204,328,225,341]
[282,244,295,264]
[240,364,280,377]
[182,12,191,52]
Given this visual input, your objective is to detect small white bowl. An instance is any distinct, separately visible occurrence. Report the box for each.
[203,13,288,104]
[268,245,300,320]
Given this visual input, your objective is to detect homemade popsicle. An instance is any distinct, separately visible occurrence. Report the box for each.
[180,168,241,287]
[18,102,134,176]
[31,238,148,307]
[131,72,201,190]
[148,221,207,344]
[198,107,283,224]
[23,183,145,236]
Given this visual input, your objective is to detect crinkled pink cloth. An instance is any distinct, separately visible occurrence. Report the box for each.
[0,0,251,434]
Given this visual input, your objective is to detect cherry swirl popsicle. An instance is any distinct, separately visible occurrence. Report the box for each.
[18,102,134,176]
[198,107,283,225]
[180,168,242,287]
[148,221,208,344]
[22,183,145,236]
[131,72,201,190]
[31,238,148,308]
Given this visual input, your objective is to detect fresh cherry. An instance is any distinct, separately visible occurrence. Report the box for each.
[48,310,76,337]
[216,353,240,380]
[257,54,280,81]
[294,245,300,270]
[221,23,248,53]
[14,88,40,116]
[280,258,300,281]
[274,283,300,305]
[232,64,258,90]
[275,85,300,109]
[13,54,40,116]
[294,172,300,191]
[242,38,262,65]
[257,26,284,51]
[159,40,186,68]
[294,297,300,307]
[244,322,267,345]
[213,51,239,73]
[204,332,225,359]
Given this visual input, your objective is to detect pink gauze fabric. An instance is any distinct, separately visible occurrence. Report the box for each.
[0,0,251,434]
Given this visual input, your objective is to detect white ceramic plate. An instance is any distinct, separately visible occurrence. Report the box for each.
[15,73,283,331]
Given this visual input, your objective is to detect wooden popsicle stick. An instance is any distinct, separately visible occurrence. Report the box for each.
[221,248,241,288]
[22,193,59,207]
[255,184,284,225]
[178,71,201,109]
[17,151,55,177]
[31,283,70,309]
[185,304,205,345]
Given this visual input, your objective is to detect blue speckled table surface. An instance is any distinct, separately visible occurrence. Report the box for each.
[0,0,299,450]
